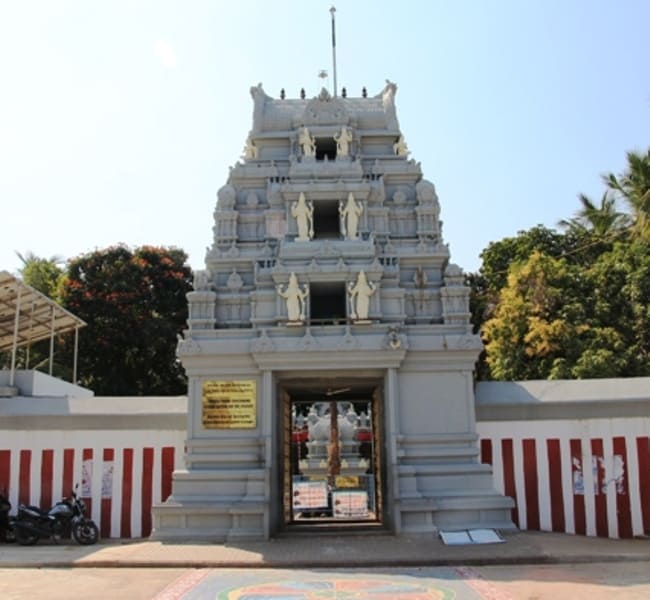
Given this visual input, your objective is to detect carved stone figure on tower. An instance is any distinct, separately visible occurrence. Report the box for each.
[393,135,409,157]
[250,83,271,133]
[242,136,258,159]
[298,127,316,158]
[291,192,314,241]
[334,126,352,157]
[348,270,376,321]
[339,192,363,240]
[277,272,309,322]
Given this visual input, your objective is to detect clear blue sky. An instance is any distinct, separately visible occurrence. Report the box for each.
[1,0,648,276]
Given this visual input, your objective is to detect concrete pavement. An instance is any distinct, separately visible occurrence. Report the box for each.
[0,531,648,569]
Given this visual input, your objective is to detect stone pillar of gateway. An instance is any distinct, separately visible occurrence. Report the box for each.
[151,82,515,541]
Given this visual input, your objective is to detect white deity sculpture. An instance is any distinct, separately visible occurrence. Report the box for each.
[291,192,314,241]
[277,272,309,322]
[242,136,258,159]
[334,126,352,157]
[339,192,362,240]
[299,127,316,158]
[348,270,376,321]
[393,135,409,156]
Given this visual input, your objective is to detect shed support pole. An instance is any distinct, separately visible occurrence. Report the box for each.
[49,306,55,376]
[9,283,22,387]
[73,325,79,384]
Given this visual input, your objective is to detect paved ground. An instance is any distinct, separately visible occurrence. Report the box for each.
[1,532,649,598]
[0,530,648,569]
[1,563,650,599]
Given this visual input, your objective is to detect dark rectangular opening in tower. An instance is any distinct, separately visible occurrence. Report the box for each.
[315,138,337,161]
[313,200,340,239]
[310,281,346,324]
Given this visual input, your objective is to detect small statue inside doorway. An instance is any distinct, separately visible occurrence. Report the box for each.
[277,272,309,322]
[298,126,316,158]
[339,192,363,240]
[291,192,314,241]
[334,126,352,157]
[348,270,376,321]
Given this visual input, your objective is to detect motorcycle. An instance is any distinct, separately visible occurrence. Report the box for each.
[13,485,99,546]
[0,490,15,543]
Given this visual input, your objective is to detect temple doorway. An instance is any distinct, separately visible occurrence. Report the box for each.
[280,379,384,528]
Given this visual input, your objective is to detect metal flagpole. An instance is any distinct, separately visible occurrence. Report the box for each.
[330,6,337,97]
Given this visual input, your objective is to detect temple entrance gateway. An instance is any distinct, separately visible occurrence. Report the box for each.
[281,381,383,528]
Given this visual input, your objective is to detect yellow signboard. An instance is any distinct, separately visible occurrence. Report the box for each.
[202,380,257,429]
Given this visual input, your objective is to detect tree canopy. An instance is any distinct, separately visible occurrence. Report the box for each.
[58,245,192,395]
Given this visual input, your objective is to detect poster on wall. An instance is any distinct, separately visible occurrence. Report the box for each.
[102,462,114,498]
[202,380,257,429]
[332,490,369,519]
[292,479,328,510]
[81,459,92,496]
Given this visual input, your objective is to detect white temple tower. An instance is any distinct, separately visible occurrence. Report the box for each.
[152,82,515,540]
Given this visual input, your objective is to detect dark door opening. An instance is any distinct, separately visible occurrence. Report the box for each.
[315,138,337,161]
[282,384,383,526]
[313,200,341,239]
[310,281,346,324]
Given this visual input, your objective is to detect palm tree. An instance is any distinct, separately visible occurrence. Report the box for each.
[605,149,650,241]
[558,191,629,238]
[15,251,65,298]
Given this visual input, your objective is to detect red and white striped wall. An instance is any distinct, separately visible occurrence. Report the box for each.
[3,416,649,539]
[0,430,184,538]
[477,418,650,538]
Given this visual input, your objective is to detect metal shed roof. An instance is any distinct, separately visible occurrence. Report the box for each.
[0,270,86,352]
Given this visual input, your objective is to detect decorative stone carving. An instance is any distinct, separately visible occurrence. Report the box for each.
[415,180,438,205]
[227,269,244,292]
[250,83,271,133]
[250,329,274,353]
[216,184,236,209]
[348,270,376,321]
[392,189,407,205]
[291,192,314,241]
[277,272,309,322]
[301,328,319,350]
[339,192,363,240]
[176,335,201,356]
[334,126,352,157]
[338,325,360,349]
[393,135,409,157]
[377,80,398,129]
[441,263,471,329]
[245,191,259,207]
[302,88,348,125]
[298,127,316,158]
[186,287,217,330]
[193,269,211,291]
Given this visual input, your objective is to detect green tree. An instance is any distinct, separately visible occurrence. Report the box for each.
[478,225,578,295]
[16,251,64,298]
[58,245,193,395]
[482,252,581,380]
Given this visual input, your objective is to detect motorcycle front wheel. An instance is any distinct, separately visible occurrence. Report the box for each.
[72,520,99,545]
